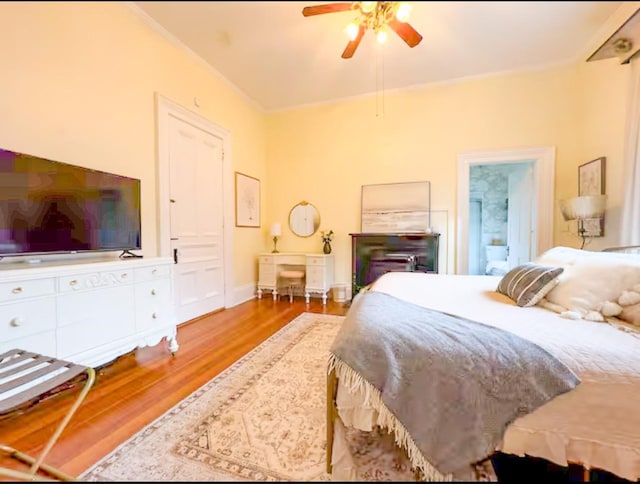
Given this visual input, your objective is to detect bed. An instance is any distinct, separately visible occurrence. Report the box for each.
[326,246,640,482]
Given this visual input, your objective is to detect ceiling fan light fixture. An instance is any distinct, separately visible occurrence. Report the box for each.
[345,21,360,40]
[360,1,377,14]
[395,2,412,23]
[302,1,422,58]
[376,28,388,44]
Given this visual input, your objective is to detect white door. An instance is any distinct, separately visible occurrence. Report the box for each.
[507,164,534,269]
[168,114,225,324]
[468,200,482,275]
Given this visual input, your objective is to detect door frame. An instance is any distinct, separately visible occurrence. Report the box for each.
[156,93,234,309]
[456,146,555,274]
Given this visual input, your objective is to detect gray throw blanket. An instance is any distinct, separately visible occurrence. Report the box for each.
[329,290,580,478]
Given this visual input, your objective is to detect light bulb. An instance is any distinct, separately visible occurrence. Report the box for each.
[395,3,412,22]
[360,1,377,14]
[345,22,360,41]
[376,28,388,44]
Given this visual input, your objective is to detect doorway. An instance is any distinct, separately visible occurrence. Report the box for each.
[156,95,234,324]
[457,146,555,275]
[467,163,534,275]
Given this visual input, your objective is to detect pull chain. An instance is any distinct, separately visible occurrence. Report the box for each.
[375,44,386,117]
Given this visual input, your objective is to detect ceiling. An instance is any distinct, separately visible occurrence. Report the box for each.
[131,1,623,113]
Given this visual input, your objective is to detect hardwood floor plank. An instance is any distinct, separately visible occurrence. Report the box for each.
[0,298,349,478]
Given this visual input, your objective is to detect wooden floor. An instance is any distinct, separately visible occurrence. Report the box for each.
[0,296,349,479]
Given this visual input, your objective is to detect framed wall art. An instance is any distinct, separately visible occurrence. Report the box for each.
[361,181,431,233]
[578,157,606,237]
[235,172,260,227]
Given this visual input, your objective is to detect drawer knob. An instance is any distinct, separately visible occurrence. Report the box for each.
[121,273,128,278]
[151,289,157,296]
[69,280,78,286]
[10,317,23,327]
[152,269,157,275]
[152,312,157,319]
[11,287,23,294]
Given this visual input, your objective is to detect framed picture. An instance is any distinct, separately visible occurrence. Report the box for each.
[361,181,431,233]
[578,157,606,237]
[235,172,260,227]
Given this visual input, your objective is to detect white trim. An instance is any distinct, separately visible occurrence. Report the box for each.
[125,2,264,114]
[456,146,555,274]
[234,283,258,306]
[155,94,235,309]
[578,2,640,63]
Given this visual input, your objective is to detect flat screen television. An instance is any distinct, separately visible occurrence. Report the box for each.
[0,148,141,257]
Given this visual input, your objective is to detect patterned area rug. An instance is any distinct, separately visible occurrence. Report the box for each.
[80,313,417,481]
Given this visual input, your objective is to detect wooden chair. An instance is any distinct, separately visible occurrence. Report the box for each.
[0,349,95,481]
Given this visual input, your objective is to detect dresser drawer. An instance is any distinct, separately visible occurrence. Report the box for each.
[57,285,135,328]
[134,265,171,283]
[135,278,171,305]
[0,278,55,303]
[0,296,56,342]
[259,255,274,264]
[59,269,133,293]
[0,330,56,358]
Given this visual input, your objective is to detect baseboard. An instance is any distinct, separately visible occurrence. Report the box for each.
[231,283,257,307]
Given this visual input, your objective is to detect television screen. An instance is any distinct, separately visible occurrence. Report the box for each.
[0,148,141,256]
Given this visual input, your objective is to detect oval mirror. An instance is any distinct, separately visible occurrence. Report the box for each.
[288,201,320,238]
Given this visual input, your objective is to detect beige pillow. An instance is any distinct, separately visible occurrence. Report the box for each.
[535,247,640,316]
[620,303,640,327]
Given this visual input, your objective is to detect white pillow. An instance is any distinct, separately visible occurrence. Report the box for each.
[535,246,640,316]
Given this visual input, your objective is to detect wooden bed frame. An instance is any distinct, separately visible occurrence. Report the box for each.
[325,246,640,481]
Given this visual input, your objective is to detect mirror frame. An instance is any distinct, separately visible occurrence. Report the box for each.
[288,201,321,238]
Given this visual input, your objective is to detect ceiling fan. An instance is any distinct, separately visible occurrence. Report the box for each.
[302,2,423,59]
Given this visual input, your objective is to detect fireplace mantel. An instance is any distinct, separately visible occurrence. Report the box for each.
[349,233,440,298]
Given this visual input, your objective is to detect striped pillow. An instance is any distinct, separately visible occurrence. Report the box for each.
[496,263,564,307]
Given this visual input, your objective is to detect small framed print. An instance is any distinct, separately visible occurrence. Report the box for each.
[578,157,605,237]
[235,172,260,227]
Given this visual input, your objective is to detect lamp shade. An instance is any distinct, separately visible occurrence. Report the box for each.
[270,223,281,237]
[559,195,607,221]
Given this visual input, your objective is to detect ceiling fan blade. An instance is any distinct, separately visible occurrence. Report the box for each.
[302,3,353,17]
[388,19,423,48]
[341,25,366,59]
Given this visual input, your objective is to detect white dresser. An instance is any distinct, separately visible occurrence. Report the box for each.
[256,252,334,304]
[0,257,178,368]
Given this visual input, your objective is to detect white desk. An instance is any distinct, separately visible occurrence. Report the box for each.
[256,252,334,304]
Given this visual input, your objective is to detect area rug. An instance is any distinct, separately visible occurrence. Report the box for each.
[80,312,417,481]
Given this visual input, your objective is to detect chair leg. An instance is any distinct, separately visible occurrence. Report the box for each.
[1,366,96,481]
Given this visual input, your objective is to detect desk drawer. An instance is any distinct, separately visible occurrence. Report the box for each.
[306,256,326,267]
[306,266,323,287]
[259,265,275,285]
[276,255,306,265]
[259,255,274,264]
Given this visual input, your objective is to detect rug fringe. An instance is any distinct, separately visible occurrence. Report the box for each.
[328,354,452,482]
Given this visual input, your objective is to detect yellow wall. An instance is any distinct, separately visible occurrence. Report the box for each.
[267,64,585,283]
[0,2,267,288]
[1,2,633,295]
[569,58,631,251]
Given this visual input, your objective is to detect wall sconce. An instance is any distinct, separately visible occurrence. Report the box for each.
[270,223,281,253]
[559,195,607,249]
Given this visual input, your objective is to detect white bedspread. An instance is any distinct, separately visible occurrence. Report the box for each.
[333,272,640,481]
